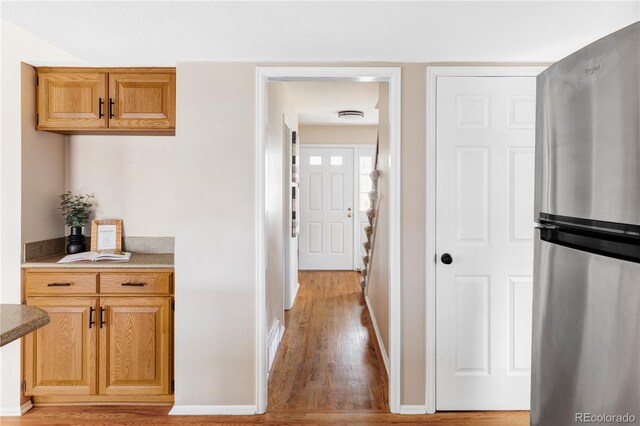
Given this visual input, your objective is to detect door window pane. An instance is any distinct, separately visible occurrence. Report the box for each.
[360,193,370,211]
[330,156,343,166]
[309,155,322,166]
[360,175,372,192]
[360,156,373,174]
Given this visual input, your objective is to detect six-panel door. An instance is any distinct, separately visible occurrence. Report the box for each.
[435,76,536,409]
[99,297,171,395]
[24,297,98,396]
[37,71,108,129]
[299,147,355,270]
[108,72,176,129]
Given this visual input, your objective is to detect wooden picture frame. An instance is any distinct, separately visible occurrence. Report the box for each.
[90,219,123,253]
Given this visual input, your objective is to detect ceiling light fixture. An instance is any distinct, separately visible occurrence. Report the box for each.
[338,110,364,120]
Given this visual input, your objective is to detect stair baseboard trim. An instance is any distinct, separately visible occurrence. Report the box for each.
[169,405,257,415]
[365,295,390,377]
[399,405,429,415]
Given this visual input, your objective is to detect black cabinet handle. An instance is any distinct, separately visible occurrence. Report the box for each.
[98,97,104,118]
[89,306,95,329]
[109,98,114,119]
[47,283,71,287]
[441,253,453,265]
[121,283,145,287]
[99,307,106,328]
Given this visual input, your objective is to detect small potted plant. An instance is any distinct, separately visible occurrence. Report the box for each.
[59,191,94,254]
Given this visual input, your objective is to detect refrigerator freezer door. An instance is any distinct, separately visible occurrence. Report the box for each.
[535,22,640,227]
[532,229,640,426]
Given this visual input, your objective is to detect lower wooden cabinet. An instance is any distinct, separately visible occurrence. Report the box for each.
[22,269,173,405]
[99,297,171,396]
[24,297,98,396]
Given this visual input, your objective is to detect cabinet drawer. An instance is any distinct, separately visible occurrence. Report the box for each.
[25,272,98,295]
[100,272,171,294]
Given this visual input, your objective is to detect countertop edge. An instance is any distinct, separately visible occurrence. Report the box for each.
[21,253,174,269]
[0,306,50,347]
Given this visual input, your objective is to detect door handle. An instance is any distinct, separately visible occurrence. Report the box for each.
[441,253,453,265]
[89,306,95,329]
[347,207,352,218]
[109,98,114,119]
[99,307,106,328]
[98,98,104,118]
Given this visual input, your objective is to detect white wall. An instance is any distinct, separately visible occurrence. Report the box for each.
[173,63,257,409]
[367,83,390,361]
[66,135,176,236]
[299,125,378,146]
[0,20,81,416]
[265,82,298,348]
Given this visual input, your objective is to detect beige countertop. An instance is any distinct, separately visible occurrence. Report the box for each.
[22,253,174,269]
[0,304,50,347]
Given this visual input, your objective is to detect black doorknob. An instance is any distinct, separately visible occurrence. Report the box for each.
[441,253,453,264]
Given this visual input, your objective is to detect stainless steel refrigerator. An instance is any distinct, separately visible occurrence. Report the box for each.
[532,22,640,426]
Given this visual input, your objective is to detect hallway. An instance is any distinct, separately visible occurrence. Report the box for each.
[267,271,389,412]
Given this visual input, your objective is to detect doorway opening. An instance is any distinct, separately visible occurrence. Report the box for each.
[256,67,402,414]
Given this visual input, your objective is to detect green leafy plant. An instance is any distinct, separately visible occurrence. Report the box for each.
[59,191,94,227]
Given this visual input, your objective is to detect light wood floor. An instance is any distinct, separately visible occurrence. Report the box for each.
[3,271,530,425]
[268,270,388,411]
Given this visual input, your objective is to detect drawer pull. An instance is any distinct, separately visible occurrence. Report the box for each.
[121,282,145,287]
[47,283,71,287]
[89,306,95,328]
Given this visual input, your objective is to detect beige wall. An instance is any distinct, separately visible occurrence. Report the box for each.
[400,64,428,404]
[0,20,81,415]
[298,125,378,145]
[366,83,390,360]
[171,62,430,409]
[21,64,67,244]
[265,82,298,344]
[173,63,257,406]
[66,135,176,236]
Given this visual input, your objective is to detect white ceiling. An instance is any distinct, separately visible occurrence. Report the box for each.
[1,1,638,66]
[282,81,379,126]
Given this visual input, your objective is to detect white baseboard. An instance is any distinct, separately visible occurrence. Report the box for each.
[267,320,285,372]
[399,404,428,415]
[169,405,257,415]
[0,401,32,417]
[364,295,390,377]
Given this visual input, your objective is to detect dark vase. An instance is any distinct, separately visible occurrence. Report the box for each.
[66,226,86,254]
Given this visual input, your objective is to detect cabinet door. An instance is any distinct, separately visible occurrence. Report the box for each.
[99,297,171,395]
[37,72,108,129]
[108,72,176,129]
[24,297,98,396]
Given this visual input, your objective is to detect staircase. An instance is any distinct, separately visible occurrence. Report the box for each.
[359,141,381,291]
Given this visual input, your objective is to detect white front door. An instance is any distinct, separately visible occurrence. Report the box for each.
[436,76,536,409]
[299,147,354,270]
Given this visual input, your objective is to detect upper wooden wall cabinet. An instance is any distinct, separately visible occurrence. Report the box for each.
[36,68,176,135]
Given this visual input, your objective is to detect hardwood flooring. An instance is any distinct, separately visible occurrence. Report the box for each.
[268,270,388,411]
[4,271,530,425]
[2,405,530,425]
